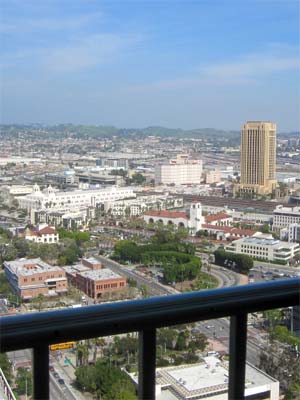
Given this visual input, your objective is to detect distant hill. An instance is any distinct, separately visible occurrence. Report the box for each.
[0,123,298,140]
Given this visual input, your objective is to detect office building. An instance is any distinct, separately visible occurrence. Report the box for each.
[236,121,277,195]
[272,205,300,229]
[129,357,279,400]
[3,258,68,300]
[155,154,202,185]
[288,224,300,243]
[225,232,300,263]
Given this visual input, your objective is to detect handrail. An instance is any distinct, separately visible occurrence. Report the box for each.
[1,278,299,400]
[1,279,299,351]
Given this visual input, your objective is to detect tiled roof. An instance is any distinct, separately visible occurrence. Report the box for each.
[38,226,57,235]
[202,224,256,237]
[144,210,188,219]
[205,212,231,222]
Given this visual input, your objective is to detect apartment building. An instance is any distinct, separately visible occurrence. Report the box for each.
[225,233,300,263]
[32,207,95,228]
[3,258,68,300]
[107,195,183,217]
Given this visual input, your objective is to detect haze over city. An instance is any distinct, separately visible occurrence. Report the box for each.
[1,0,300,131]
[1,1,300,400]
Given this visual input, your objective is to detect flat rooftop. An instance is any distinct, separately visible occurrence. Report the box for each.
[4,258,63,276]
[83,257,100,264]
[80,268,122,281]
[154,357,278,399]
[243,236,280,246]
[63,264,90,274]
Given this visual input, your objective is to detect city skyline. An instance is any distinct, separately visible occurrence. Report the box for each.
[1,0,300,131]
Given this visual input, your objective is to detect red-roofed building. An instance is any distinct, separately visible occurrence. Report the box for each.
[143,203,204,235]
[205,212,233,226]
[201,223,256,241]
[18,224,59,244]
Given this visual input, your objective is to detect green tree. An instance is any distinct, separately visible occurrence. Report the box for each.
[176,331,187,351]
[284,383,300,400]
[263,309,282,329]
[130,173,146,185]
[31,293,45,311]
[75,361,137,399]
[260,224,270,234]
[0,353,13,383]
[15,367,33,397]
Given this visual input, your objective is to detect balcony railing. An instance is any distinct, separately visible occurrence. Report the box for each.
[1,278,299,400]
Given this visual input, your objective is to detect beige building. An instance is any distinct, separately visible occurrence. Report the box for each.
[225,232,300,263]
[236,121,277,196]
[206,170,221,184]
[155,154,202,185]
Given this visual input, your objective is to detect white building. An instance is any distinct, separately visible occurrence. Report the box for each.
[18,184,135,212]
[19,224,59,244]
[2,185,33,197]
[32,208,95,229]
[143,202,204,235]
[155,154,203,185]
[205,212,233,226]
[107,195,183,217]
[225,232,300,263]
[273,205,300,229]
[288,223,300,243]
[129,357,279,400]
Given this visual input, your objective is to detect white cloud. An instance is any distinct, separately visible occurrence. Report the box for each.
[0,12,103,34]
[133,46,300,91]
[41,33,140,73]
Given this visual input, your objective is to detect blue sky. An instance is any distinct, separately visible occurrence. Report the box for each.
[1,0,299,131]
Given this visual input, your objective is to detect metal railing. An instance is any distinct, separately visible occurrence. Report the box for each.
[1,278,299,400]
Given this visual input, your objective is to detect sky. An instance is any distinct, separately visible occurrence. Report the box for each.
[1,0,300,131]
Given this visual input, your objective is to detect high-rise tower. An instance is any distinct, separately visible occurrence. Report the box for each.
[236,121,277,196]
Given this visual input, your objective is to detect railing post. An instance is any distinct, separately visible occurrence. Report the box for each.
[33,344,49,400]
[138,329,156,400]
[228,313,248,400]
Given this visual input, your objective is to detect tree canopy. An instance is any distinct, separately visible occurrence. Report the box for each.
[75,360,137,400]
[214,248,253,274]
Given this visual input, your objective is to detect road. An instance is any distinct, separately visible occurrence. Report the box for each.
[94,254,176,296]
[94,253,295,368]
[7,349,77,400]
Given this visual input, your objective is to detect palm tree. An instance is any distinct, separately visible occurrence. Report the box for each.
[76,342,89,366]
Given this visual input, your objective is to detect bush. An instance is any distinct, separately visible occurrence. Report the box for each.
[214,249,253,274]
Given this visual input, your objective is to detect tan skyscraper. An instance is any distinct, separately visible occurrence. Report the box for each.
[236,121,277,196]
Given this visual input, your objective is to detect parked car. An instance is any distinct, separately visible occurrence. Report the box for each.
[58,378,65,385]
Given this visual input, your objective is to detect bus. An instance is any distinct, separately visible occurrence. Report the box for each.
[50,342,76,351]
